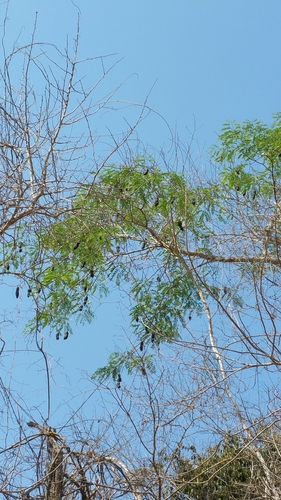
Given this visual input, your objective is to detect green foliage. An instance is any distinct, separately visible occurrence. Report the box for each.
[172,436,255,500]
[8,114,281,379]
[170,427,281,500]
[93,350,155,382]
[27,159,207,339]
[212,113,281,200]
[130,264,201,343]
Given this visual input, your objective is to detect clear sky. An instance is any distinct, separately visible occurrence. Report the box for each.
[1,0,281,429]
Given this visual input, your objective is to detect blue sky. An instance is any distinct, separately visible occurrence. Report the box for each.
[1,0,281,429]
[4,1,281,150]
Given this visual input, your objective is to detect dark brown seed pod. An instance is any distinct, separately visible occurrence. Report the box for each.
[73,241,80,250]
[117,381,121,389]
[151,332,155,343]
[141,241,146,250]
[188,314,192,321]
[27,421,38,428]
[116,245,120,253]
[140,340,144,352]
[90,269,94,278]
[117,373,122,383]
[252,190,256,200]
[154,195,159,207]
[27,288,32,297]
[83,296,88,305]
[79,305,83,311]
[15,286,20,298]
[56,332,60,340]
[177,220,184,231]
[143,167,149,175]
[64,331,69,340]
[141,366,146,376]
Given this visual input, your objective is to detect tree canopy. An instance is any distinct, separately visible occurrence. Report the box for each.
[16,113,281,380]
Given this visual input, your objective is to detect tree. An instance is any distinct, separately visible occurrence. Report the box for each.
[1,9,281,499]
[0,13,147,305]
[28,114,281,373]
[169,426,281,500]
[17,113,281,499]
[171,436,264,500]
[0,13,157,500]
[3,341,281,500]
